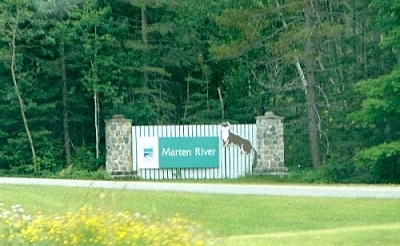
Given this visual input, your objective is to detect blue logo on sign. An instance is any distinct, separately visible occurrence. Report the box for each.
[144,147,153,158]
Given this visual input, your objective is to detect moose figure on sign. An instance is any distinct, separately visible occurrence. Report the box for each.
[220,122,258,171]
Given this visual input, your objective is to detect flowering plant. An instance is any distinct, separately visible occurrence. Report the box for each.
[1,203,209,245]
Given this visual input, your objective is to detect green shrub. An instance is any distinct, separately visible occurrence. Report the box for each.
[318,162,356,183]
[354,141,400,183]
[70,146,103,172]
[58,165,111,180]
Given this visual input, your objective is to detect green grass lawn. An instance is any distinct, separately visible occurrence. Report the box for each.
[1,184,400,245]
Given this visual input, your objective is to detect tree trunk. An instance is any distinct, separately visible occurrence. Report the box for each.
[217,86,225,121]
[60,39,71,165]
[276,0,322,169]
[141,4,149,87]
[183,76,190,121]
[10,22,38,171]
[93,26,100,160]
[303,0,322,169]
[94,91,100,159]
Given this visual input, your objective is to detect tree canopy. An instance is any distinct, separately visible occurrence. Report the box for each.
[0,0,399,183]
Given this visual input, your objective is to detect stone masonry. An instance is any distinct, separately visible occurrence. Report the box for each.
[254,111,288,175]
[105,115,133,175]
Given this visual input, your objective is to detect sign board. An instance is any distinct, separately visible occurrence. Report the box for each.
[137,137,219,169]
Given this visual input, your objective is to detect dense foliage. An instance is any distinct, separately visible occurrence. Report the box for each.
[0,0,399,183]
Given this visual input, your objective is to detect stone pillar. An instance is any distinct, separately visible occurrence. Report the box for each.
[254,111,288,175]
[105,115,133,176]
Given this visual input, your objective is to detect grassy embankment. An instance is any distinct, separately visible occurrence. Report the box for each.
[1,184,399,245]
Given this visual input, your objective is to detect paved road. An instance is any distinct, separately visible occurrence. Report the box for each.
[0,177,399,199]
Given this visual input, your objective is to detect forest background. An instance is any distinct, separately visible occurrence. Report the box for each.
[0,0,399,183]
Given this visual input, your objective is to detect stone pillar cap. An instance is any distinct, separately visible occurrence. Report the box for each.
[105,115,132,123]
[256,111,283,120]
[264,111,276,117]
[112,114,125,119]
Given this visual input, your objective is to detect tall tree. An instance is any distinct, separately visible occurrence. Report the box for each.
[35,0,79,166]
[209,0,334,168]
[107,0,177,124]
[0,0,38,171]
[170,0,227,123]
[351,0,400,183]
[35,0,112,165]
[300,0,322,169]
[60,38,71,165]
[74,0,114,160]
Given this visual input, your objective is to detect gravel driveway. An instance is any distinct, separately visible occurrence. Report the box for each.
[0,177,399,199]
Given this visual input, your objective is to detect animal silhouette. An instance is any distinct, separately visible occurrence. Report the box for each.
[221,122,258,171]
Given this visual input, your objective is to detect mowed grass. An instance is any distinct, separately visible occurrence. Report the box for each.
[220,223,400,246]
[1,184,400,245]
